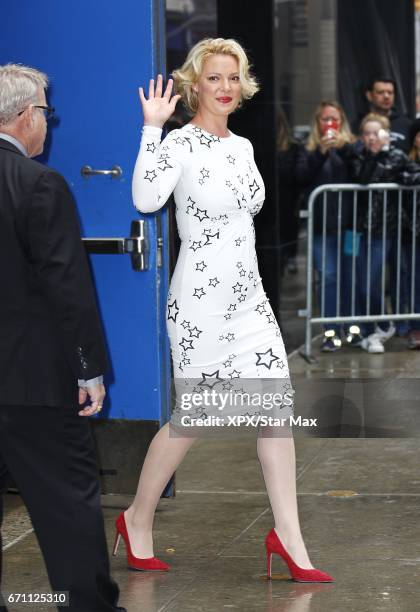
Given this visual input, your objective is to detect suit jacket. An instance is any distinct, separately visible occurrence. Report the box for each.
[0,138,109,406]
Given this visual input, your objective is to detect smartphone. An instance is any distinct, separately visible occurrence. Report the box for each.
[321,118,339,136]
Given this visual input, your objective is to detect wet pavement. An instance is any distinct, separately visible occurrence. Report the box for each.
[2,243,420,611]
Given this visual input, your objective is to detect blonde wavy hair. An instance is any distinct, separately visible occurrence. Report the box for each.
[306,101,355,151]
[172,38,259,115]
[359,112,390,133]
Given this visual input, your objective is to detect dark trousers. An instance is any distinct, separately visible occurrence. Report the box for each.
[0,404,122,612]
[357,235,393,336]
[313,234,352,334]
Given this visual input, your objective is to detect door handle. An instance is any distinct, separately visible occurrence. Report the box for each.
[81,165,122,179]
[83,220,148,271]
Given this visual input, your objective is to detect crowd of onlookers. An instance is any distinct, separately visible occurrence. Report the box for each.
[277,76,420,354]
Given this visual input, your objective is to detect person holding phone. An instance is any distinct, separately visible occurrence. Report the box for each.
[296,102,357,352]
[341,114,420,353]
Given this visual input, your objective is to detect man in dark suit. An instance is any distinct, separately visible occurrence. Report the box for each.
[0,64,125,611]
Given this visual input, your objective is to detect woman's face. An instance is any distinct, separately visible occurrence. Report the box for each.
[362,121,384,154]
[194,54,242,117]
[317,105,342,134]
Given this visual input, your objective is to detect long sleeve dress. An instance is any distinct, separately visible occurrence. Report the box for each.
[132,123,294,423]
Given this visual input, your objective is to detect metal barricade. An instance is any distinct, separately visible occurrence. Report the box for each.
[299,183,420,360]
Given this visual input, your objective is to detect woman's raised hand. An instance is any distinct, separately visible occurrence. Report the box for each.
[139,74,181,129]
[320,130,341,154]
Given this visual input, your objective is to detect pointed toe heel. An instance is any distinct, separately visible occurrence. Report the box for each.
[114,511,170,572]
[265,528,333,583]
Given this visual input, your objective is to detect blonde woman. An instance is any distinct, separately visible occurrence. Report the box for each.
[296,102,356,352]
[113,38,333,582]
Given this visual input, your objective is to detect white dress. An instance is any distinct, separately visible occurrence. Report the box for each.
[133,124,294,422]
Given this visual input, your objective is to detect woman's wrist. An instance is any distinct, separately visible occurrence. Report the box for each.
[144,122,164,129]
[142,124,163,136]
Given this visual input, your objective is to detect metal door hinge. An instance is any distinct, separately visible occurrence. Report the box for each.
[83,220,148,271]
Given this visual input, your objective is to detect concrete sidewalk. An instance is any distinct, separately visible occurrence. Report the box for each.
[3,338,420,612]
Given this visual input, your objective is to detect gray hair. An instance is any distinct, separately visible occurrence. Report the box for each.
[0,63,48,127]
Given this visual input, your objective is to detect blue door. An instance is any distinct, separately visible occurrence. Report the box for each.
[1,1,171,492]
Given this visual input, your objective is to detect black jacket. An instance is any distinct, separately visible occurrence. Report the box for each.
[296,145,352,234]
[0,138,108,406]
[276,143,303,243]
[340,144,420,234]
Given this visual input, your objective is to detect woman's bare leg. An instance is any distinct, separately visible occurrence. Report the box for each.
[257,428,313,569]
[124,422,196,558]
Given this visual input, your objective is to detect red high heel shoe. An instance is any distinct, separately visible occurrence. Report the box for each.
[113,511,170,571]
[265,528,333,582]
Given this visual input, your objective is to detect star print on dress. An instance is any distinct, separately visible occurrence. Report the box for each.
[199,370,223,389]
[144,170,157,182]
[157,158,174,171]
[198,134,212,148]
[203,231,220,246]
[193,287,206,299]
[179,337,194,351]
[249,178,260,198]
[183,136,193,153]
[228,369,241,379]
[255,303,267,315]
[194,207,209,222]
[135,122,292,414]
[167,299,179,322]
[189,240,202,251]
[195,261,207,272]
[186,196,196,214]
[189,326,203,338]
[255,348,279,369]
